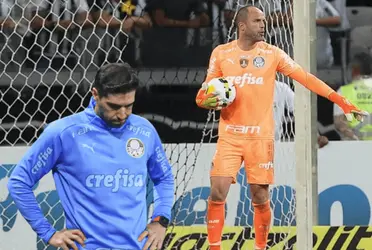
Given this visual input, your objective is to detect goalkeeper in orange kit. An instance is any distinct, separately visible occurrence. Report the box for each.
[195,5,367,250]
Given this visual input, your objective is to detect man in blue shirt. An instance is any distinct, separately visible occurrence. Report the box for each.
[7,62,175,250]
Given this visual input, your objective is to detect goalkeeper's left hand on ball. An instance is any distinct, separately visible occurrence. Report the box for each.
[195,82,227,110]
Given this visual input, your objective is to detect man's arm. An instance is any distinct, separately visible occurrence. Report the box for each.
[195,47,224,109]
[147,130,174,221]
[334,114,358,140]
[7,124,63,243]
[316,0,340,27]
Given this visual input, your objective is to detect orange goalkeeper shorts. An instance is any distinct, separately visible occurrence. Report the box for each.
[211,137,274,184]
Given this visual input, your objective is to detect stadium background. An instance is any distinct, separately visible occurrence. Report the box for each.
[1,0,372,249]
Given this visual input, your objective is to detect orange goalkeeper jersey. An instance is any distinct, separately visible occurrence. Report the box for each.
[206,40,300,139]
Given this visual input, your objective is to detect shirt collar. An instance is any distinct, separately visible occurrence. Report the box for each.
[84,96,132,133]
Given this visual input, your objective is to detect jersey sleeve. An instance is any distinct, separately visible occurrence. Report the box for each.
[7,124,63,243]
[147,128,174,221]
[276,47,301,76]
[333,88,344,116]
[205,46,223,83]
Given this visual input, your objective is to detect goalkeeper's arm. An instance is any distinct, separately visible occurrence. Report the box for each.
[7,124,62,243]
[277,49,367,121]
[288,68,367,120]
[147,129,175,221]
[196,47,223,109]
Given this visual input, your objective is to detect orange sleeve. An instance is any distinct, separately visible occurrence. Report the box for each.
[288,68,363,115]
[274,46,361,114]
[196,47,223,108]
[276,47,301,76]
[287,68,335,99]
[205,46,223,83]
[274,46,335,99]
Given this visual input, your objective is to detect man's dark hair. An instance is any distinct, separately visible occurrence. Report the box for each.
[93,62,140,97]
[351,52,372,76]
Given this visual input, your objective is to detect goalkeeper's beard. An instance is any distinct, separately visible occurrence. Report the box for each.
[238,32,265,45]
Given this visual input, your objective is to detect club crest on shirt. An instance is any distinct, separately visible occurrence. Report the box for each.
[253,56,265,68]
[126,138,145,158]
[239,56,248,68]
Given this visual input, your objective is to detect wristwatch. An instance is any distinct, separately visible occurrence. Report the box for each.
[152,216,170,228]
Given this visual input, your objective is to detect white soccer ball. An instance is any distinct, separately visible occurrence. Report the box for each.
[206,77,236,108]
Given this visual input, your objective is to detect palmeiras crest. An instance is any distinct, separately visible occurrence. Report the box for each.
[253,56,265,68]
[240,57,248,68]
[126,138,145,158]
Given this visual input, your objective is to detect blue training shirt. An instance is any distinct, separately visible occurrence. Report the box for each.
[8,97,175,250]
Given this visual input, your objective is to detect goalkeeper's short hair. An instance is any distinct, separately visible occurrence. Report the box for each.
[234,4,263,27]
[93,62,140,97]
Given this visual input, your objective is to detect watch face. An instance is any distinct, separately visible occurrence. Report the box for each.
[157,216,169,227]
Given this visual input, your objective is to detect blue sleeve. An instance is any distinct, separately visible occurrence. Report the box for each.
[7,124,63,243]
[147,130,174,221]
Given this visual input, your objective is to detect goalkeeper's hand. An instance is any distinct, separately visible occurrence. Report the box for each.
[329,92,369,122]
[195,82,227,110]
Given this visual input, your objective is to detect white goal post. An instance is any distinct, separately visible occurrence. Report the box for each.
[293,0,318,249]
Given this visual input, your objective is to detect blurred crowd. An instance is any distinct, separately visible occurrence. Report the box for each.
[0,0,366,70]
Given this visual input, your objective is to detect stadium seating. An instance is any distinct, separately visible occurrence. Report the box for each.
[349,25,372,58]
[346,7,372,29]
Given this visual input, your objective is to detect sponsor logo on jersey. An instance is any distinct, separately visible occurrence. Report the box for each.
[72,126,92,138]
[225,73,264,87]
[221,47,236,53]
[31,147,53,174]
[85,168,144,192]
[125,124,151,137]
[259,161,274,170]
[126,138,145,158]
[281,51,298,69]
[81,143,95,153]
[155,146,169,172]
[208,57,217,74]
[258,48,273,54]
[225,125,261,134]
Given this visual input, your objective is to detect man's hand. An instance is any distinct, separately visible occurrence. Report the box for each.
[188,18,201,29]
[0,18,16,29]
[48,229,86,250]
[138,222,167,250]
[122,17,135,33]
[318,135,329,148]
[196,82,227,110]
